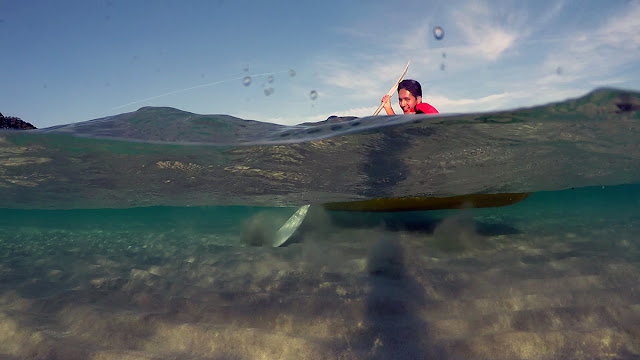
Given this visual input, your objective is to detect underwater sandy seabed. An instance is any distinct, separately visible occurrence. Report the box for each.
[0,187,639,359]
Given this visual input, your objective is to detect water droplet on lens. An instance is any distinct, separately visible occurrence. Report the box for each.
[440,63,446,71]
[264,87,274,96]
[442,52,446,58]
[268,74,274,84]
[433,26,445,40]
[289,69,296,77]
[242,76,252,86]
[309,90,318,100]
[556,66,563,75]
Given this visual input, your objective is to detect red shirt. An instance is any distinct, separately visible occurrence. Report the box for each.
[415,102,439,114]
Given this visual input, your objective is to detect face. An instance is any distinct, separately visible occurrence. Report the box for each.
[398,89,422,114]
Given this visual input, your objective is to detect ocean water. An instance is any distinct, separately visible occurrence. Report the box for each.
[0,89,639,359]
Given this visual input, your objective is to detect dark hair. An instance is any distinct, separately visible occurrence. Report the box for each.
[398,79,422,98]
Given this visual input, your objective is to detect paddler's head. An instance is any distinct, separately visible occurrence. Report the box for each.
[397,79,422,114]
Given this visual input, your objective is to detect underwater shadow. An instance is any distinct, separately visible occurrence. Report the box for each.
[324,210,522,236]
[360,237,447,359]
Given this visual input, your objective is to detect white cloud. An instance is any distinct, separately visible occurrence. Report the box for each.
[531,0,567,28]
[429,85,593,115]
[535,71,582,87]
[308,1,529,119]
[315,59,417,100]
[597,2,640,49]
[431,92,510,107]
[261,106,377,126]
[322,106,379,118]
[537,2,640,87]
[425,92,526,114]
[261,1,640,127]
[452,0,523,61]
[589,78,629,87]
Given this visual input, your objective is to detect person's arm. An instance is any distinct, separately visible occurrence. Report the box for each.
[381,95,395,115]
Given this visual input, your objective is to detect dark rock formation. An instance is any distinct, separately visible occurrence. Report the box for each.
[0,113,37,129]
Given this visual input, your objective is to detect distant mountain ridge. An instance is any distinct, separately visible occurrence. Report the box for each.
[0,112,37,129]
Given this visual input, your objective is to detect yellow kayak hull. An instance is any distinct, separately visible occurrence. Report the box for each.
[322,193,530,212]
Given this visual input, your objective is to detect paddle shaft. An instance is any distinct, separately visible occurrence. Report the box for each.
[372,61,410,116]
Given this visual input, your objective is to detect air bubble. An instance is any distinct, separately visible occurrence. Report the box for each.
[242,76,252,86]
[268,74,274,83]
[433,26,445,40]
[264,87,274,96]
[309,90,318,100]
[289,69,296,77]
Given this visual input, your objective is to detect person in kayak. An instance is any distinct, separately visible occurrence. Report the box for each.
[380,79,438,115]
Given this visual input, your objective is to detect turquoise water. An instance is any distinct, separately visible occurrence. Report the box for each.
[0,90,639,358]
[1,183,638,249]
[0,184,638,358]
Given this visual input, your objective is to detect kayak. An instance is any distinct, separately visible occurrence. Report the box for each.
[322,193,530,212]
[271,192,531,247]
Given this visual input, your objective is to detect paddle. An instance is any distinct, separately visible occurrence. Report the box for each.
[373,61,411,115]
[271,61,411,247]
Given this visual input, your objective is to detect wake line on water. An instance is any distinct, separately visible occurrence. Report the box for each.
[112,70,291,110]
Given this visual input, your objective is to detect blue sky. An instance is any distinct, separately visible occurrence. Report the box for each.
[2,0,639,128]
